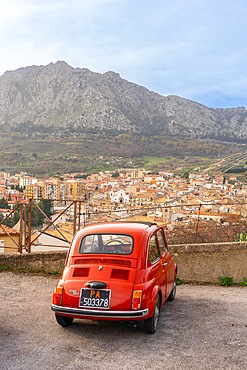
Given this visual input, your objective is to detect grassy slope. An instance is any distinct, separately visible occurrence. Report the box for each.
[0,133,244,176]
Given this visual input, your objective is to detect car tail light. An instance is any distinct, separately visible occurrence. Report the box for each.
[132,290,142,310]
[53,286,63,305]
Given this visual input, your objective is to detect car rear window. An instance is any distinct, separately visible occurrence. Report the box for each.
[79,234,134,255]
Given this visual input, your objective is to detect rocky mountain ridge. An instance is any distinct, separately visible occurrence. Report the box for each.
[0,61,246,142]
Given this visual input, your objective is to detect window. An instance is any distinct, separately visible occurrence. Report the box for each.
[157,229,167,256]
[0,239,4,253]
[79,234,133,255]
[148,235,160,264]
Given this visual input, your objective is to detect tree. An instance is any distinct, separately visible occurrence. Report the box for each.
[0,197,10,209]
[0,208,20,228]
[28,199,53,227]
[30,203,43,227]
[182,170,190,179]
[0,199,53,229]
[39,199,52,219]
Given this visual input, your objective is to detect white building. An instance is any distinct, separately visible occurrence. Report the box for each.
[110,190,130,204]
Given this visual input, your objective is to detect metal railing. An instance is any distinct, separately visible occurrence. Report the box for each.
[1,198,247,252]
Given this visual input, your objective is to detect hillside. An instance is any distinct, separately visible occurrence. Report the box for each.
[0,61,246,142]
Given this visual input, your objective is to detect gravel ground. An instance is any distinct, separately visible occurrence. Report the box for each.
[0,271,247,370]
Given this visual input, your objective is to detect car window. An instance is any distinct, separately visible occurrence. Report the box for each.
[157,229,167,256]
[148,235,160,264]
[79,234,133,255]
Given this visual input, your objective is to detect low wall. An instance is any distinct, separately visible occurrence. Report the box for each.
[169,242,247,284]
[0,242,247,284]
[0,251,67,275]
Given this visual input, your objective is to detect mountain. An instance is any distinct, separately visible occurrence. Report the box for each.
[0,60,246,142]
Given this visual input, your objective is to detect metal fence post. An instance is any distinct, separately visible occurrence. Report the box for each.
[27,199,32,253]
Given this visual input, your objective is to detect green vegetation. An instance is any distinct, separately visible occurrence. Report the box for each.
[51,270,61,276]
[0,198,52,228]
[0,132,242,177]
[240,277,247,286]
[234,232,247,242]
[142,156,169,168]
[218,276,234,286]
[30,199,52,227]
[0,198,11,209]
[0,265,8,271]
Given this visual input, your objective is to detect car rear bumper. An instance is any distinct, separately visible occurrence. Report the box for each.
[51,304,149,319]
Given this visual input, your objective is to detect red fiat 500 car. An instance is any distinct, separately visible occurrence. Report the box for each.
[51,221,177,334]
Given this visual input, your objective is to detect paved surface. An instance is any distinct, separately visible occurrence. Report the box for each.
[0,272,247,370]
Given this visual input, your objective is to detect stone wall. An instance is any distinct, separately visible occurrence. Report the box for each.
[0,251,67,275]
[169,242,247,283]
[0,242,247,284]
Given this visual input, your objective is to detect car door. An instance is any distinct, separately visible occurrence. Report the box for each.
[147,233,167,304]
[156,228,173,299]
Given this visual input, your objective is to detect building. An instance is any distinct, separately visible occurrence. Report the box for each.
[0,225,20,253]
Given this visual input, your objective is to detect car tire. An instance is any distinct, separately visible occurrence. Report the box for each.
[55,314,74,327]
[167,279,176,302]
[144,294,161,334]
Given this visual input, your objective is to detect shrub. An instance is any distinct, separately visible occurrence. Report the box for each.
[234,232,247,242]
[0,265,8,271]
[219,276,234,286]
[240,277,247,286]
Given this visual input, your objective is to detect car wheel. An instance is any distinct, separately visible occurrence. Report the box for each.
[167,279,176,302]
[144,294,161,334]
[55,314,74,327]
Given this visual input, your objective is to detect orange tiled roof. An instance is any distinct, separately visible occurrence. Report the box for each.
[0,224,20,235]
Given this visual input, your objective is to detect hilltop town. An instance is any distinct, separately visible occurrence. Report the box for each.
[1,164,247,247]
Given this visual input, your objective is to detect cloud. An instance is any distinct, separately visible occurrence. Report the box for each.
[0,0,247,108]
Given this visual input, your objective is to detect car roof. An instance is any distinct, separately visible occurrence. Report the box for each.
[72,222,161,247]
[77,221,159,236]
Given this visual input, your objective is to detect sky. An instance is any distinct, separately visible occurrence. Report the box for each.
[0,0,246,108]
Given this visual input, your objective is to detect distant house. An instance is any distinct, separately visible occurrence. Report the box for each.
[0,208,12,218]
[170,212,187,222]
[110,190,130,204]
[51,212,69,225]
[0,225,20,253]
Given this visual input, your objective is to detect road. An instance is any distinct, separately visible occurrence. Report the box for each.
[0,272,247,370]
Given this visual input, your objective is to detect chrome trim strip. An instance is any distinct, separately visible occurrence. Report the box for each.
[51,304,149,319]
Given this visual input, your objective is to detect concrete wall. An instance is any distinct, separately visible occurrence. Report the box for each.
[0,242,247,284]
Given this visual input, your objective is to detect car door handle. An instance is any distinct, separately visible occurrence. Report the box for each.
[163,262,168,266]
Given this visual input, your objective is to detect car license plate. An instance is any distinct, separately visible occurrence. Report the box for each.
[80,289,111,309]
